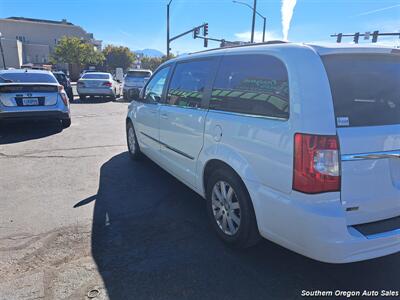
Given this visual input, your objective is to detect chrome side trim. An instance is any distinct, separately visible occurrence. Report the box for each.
[341,150,400,162]
[140,131,194,160]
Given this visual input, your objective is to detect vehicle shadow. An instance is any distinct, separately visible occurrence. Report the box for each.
[0,120,63,145]
[88,152,400,299]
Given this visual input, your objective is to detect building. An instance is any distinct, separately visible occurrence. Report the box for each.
[0,17,102,70]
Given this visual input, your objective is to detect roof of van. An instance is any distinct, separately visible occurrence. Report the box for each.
[166,42,397,65]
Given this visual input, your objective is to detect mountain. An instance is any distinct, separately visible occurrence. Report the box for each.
[134,49,165,58]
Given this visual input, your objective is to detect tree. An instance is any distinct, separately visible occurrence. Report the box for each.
[103,45,135,72]
[51,36,104,68]
[140,54,175,71]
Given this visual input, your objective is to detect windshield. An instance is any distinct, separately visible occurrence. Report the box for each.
[323,54,400,127]
[82,73,110,79]
[0,72,58,83]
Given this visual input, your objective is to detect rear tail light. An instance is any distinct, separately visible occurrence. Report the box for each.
[58,85,69,105]
[293,133,340,194]
[103,82,112,87]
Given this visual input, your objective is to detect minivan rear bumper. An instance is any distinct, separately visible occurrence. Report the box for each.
[245,180,400,263]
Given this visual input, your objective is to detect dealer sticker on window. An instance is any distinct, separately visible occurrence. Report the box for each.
[337,116,350,127]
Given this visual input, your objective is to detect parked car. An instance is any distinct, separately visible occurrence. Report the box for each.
[77,72,121,101]
[53,71,74,101]
[125,42,400,263]
[0,69,71,128]
[122,69,152,100]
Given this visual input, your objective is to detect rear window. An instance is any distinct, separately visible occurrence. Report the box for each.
[323,54,400,127]
[126,71,152,78]
[82,73,110,79]
[0,72,57,83]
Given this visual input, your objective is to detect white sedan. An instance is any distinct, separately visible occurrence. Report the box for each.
[77,72,121,101]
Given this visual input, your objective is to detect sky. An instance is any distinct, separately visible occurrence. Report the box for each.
[0,0,399,55]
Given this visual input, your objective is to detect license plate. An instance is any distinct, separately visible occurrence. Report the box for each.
[22,98,39,106]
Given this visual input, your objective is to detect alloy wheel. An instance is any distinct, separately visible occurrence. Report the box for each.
[211,180,241,236]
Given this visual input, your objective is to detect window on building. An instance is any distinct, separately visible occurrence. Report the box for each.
[166,59,214,108]
[210,55,290,119]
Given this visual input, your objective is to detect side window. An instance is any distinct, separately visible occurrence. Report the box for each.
[210,55,289,119]
[166,59,214,108]
[144,66,170,103]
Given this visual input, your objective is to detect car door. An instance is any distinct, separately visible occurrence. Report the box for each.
[133,66,171,158]
[159,58,218,187]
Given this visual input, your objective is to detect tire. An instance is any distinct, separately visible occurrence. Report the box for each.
[206,167,260,248]
[61,118,71,128]
[126,121,142,160]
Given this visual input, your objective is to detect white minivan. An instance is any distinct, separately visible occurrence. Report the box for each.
[125,42,400,263]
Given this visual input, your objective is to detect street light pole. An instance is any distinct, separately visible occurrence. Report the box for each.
[0,32,6,69]
[262,16,266,42]
[250,0,257,43]
[233,0,266,43]
[167,0,172,57]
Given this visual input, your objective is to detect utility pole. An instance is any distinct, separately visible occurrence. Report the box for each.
[250,0,257,43]
[167,0,172,57]
[0,32,6,69]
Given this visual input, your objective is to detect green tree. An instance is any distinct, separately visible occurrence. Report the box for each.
[103,45,135,72]
[140,54,175,71]
[51,36,104,68]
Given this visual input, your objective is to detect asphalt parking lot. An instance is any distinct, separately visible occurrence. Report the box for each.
[0,97,399,300]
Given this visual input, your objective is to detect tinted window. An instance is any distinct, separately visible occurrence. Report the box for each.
[82,73,110,79]
[166,60,214,108]
[143,66,170,103]
[126,70,152,78]
[54,73,67,83]
[323,54,400,127]
[210,55,289,119]
[0,72,57,83]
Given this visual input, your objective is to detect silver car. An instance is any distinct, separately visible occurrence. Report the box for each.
[0,69,71,128]
[122,69,152,100]
[77,72,121,101]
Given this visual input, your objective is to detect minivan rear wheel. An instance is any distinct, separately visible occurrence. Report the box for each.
[126,121,142,160]
[206,168,260,248]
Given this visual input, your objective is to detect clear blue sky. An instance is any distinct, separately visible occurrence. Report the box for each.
[0,0,399,54]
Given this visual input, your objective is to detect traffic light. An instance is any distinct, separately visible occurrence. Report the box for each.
[204,38,208,48]
[203,23,208,36]
[193,28,199,39]
[372,31,379,43]
[353,32,360,44]
[336,33,342,43]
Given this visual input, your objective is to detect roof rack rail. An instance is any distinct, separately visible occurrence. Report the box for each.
[189,40,288,55]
